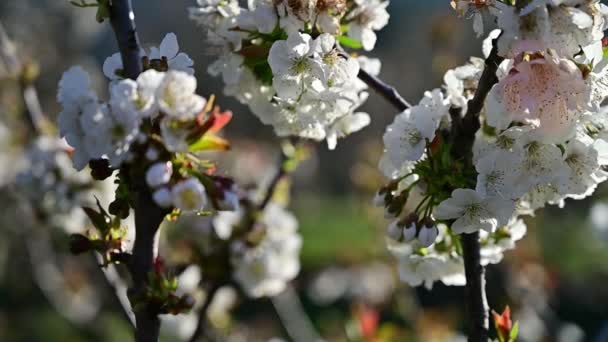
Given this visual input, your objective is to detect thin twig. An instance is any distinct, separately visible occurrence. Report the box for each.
[357,68,411,111]
[271,285,323,342]
[258,149,290,211]
[188,284,220,342]
[0,21,47,135]
[95,255,137,329]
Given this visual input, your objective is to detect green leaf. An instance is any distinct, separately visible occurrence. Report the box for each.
[82,206,110,233]
[95,0,110,23]
[603,46,608,59]
[509,321,519,342]
[337,35,363,49]
[189,134,230,152]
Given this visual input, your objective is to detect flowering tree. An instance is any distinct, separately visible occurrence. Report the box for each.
[7,0,608,341]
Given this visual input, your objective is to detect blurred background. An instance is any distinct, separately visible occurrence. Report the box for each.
[1,0,608,341]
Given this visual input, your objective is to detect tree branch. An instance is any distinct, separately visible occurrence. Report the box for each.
[258,148,290,211]
[108,2,165,342]
[461,232,490,342]
[450,34,504,342]
[127,190,167,342]
[188,284,220,342]
[109,0,142,80]
[357,68,411,111]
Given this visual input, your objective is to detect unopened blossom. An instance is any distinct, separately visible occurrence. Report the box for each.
[172,178,208,212]
[146,161,173,188]
[402,222,417,242]
[153,187,174,208]
[417,224,438,248]
[434,189,513,234]
[386,220,403,241]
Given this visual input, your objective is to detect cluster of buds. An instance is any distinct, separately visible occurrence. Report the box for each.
[386,214,439,248]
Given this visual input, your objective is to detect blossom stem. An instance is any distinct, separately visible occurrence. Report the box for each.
[357,68,411,111]
[258,142,292,211]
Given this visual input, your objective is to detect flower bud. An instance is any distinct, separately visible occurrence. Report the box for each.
[401,213,419,241]
[417,220,439,248]
[153,187,173,208]
[146,147,159,161]
[403,223,417,242]
[146,161,173,188]
[372,191,385,207]
[387,220,403,241]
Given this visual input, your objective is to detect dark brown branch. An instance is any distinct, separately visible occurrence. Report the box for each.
[109,0,142,80]
[127,190,167,342]
[108,1,164,342]
[358,68,411,111]
[451,34,504,342]
[461,232,490,342]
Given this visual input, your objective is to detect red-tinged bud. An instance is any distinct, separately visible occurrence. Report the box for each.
[492,306,514,342]
[602,36,608,48]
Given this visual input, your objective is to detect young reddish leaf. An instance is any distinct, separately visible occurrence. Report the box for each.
[492,306,513,342]
[208,107,233,133]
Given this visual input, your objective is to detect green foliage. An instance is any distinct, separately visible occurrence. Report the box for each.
[68,0,110,23]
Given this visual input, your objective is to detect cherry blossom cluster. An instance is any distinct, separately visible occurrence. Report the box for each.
[189,0,389,148]
[377,0,608,288]
[58,33,238,214]
[15,137,112,234]
[212,202,302,298]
